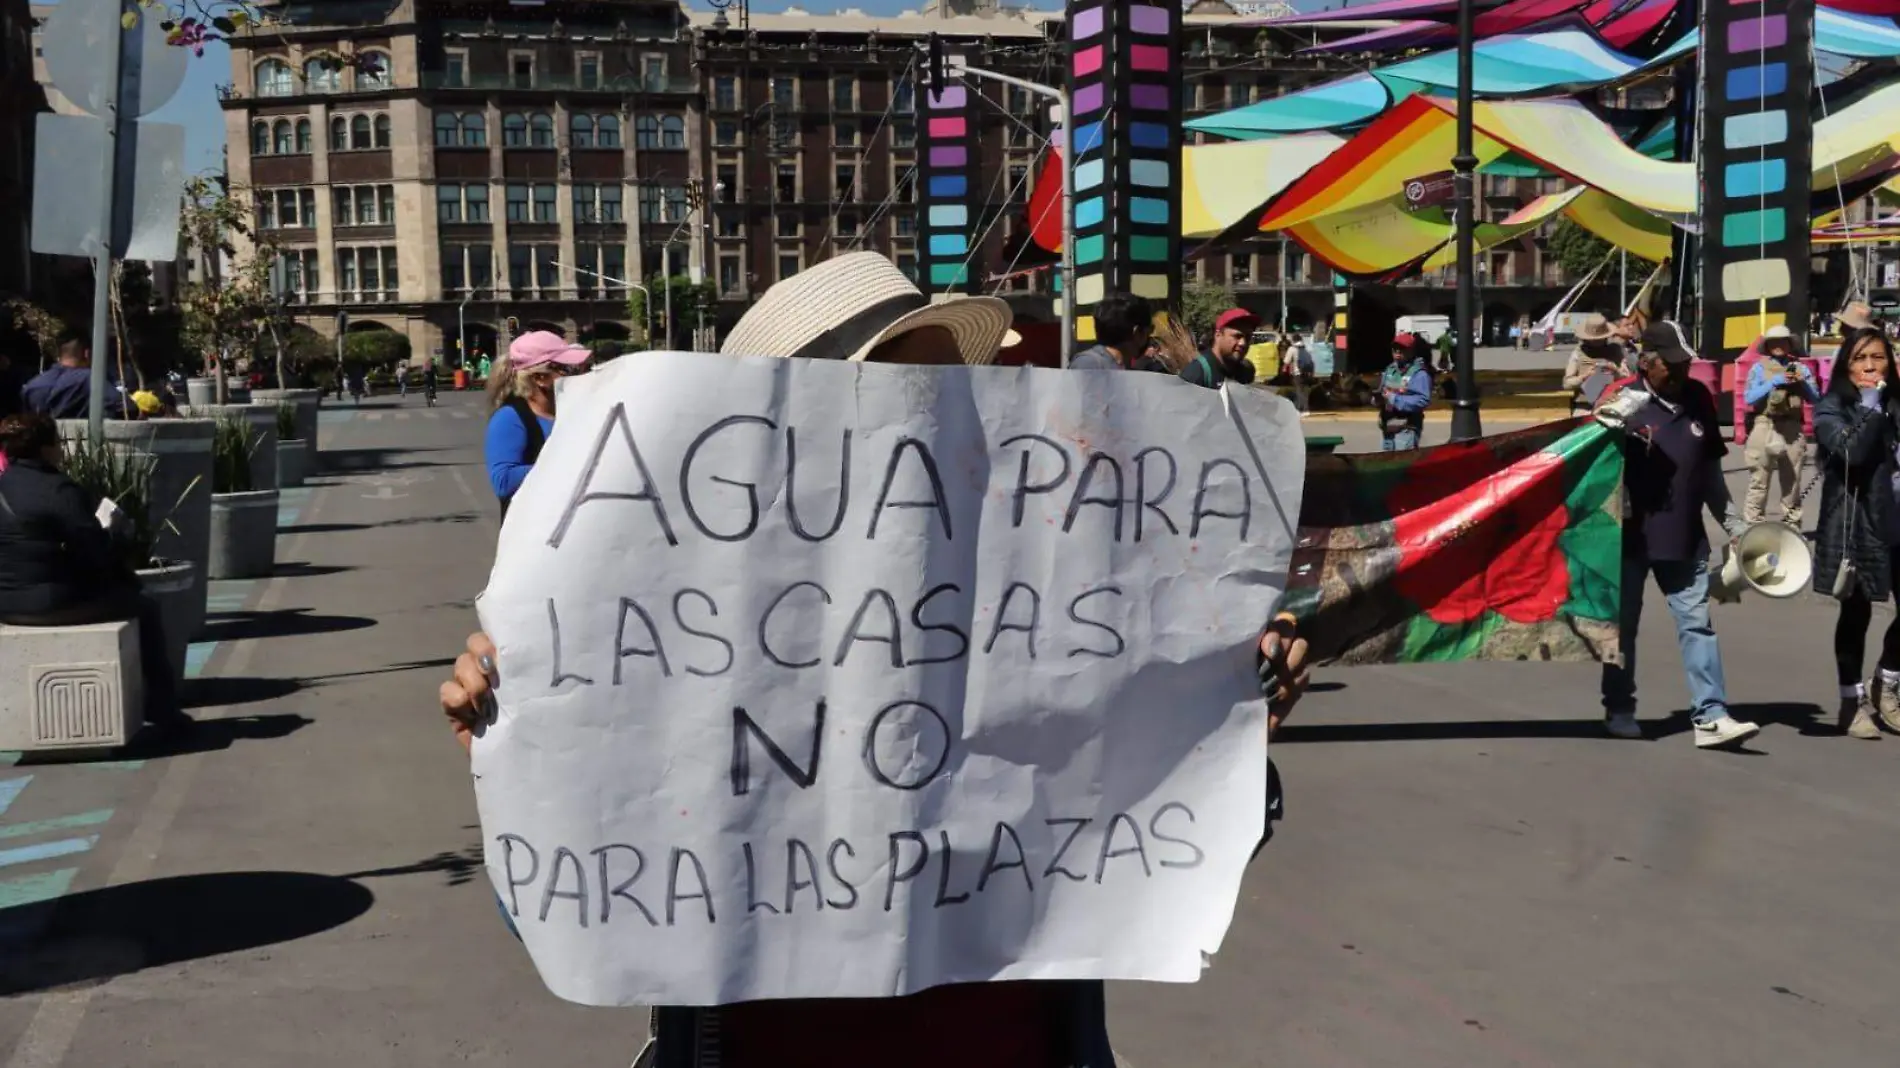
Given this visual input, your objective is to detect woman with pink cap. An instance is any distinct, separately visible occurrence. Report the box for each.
[483,331,590,522]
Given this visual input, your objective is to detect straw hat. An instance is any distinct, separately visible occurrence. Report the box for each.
[720,252,1011,366]
[1839,301,1876,332]
[1575,313,1616,342]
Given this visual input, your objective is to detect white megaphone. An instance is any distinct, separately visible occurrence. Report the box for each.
[1711,521,1813,603]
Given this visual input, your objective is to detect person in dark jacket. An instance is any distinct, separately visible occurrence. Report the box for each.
[0,413,187,737]
[1811,327,1900,739]
[1378,333,1433,450]
[21,330,125,421]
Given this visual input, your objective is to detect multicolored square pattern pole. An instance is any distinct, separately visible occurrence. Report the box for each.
[1065,0,1183,343]
[918,77,980,294]
[1697,0,1814,360]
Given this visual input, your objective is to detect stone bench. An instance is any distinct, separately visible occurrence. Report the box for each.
[0,622,144,751]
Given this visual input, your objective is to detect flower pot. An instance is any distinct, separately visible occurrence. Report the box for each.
[277,438,308,487]
[208,490,279,579]
[135,559,198,685]
[181,403,279,493]
[252,388,322,468]
[186,377,217,407]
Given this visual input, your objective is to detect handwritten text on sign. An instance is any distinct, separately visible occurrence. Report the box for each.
[474,352,1306,1006]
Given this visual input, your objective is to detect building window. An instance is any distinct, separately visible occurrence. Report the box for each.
[718,252,742,295]
[597,115,621,148]
[466,184,489,222]
[601,245,626,291]
[776,213,798,238]
[893,120,914,148]
[333,187,353,226]
[352,114,371,149]
[272,119,292,154]
[715,212,742,238]
[896,251,916,280]
[251,122,269,155]
[255,58,293,97]
[274,249,318,299]
[893,78,914,114]
[896,213,915,238]
[532,183,557,222]
[777,251,801,282]
[832,75,855,112]
[1009,118,1033,149]
[438,184,463,222]
[433,112,458,147]
[599,185,621,222]
[772,75,795,109]
[461,113,486,147]
[337,246,397,302]
[509,244,531,292]
[530,113,554,148]
[713,119,740,147]
[444,52,467,87]
[503,114,526,147]
[771,118,798,149]
[835,163,858,203]
[575,244,599,297]
[837,214,859,239]
[357,51,391,91]
[304,58,339,93]
[331,116,348,151]
[715,163,738,201]
[506,184,529,222]
[334,184,395,226]
[641,54,668,91]
[894,167,915,204]
[511,53,535,90]
[260,188,316,229]
[1231,254,1252,287]
[578,53,601,90]
[661,115,685,149]
[834,121,857,149]
[374,114,390,148]
[635,115,658,150]
[777,164,798,202]
[441,245,494,297]
[713,75,737,111]
[1007,162,1028,203]
[294,118,311,153]
[571,113,595,149]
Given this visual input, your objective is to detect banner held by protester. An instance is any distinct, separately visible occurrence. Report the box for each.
[474,352,1307,1007]
[1286,418,1624,665]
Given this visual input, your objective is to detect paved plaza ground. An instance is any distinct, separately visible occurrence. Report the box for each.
[0,389,1894,1068]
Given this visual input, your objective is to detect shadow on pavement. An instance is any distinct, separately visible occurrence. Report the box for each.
[132,712,313,756]
[1732,701,1832,737]
[180,676,305,708]
[319,446,455,475]
[279,513,479,536]
[200,608,376,642]
[270,561,357,578]
[1278,703,1827,747]
[0,872,374,996]
[297,656,456,685]
[342,844,485,887]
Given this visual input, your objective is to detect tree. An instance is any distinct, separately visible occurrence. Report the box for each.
[628,275,718,347]
[176,176,286,402]
[1180,280,1237,345]
[1545,219,1654,281]
[342,330,411,370]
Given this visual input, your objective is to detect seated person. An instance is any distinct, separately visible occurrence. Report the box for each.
[0,413,190,738]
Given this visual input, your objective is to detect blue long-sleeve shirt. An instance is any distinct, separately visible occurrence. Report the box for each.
[1382,366,1433,414]
[1744,359,1819,408]
[485,403,553,500]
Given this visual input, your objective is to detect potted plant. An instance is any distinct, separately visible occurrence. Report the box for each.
[273,401,307,488]
[59,438,200,685]
[208,415,278,579]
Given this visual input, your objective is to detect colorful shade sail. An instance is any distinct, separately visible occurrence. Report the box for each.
[1184,73,1404,140]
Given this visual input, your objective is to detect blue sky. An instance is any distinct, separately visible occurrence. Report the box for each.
[138,0,1332,175]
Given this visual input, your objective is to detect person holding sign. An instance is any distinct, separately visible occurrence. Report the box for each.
[445,251,1311,1066]
[484,331,591,521]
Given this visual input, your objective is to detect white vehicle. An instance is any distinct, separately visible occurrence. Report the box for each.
[1395,314,1451,344]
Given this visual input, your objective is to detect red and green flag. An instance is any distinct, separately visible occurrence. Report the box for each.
[1287,418,1623,665]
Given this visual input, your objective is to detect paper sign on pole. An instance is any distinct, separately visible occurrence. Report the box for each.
[474,352,1306,1007]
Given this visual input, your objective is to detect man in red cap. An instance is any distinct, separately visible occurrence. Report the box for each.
[1181,308,1260,389]
[1379,332,1434,450]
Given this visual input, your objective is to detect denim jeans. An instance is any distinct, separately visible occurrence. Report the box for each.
[1382,426,1419,451]
[1601,554,1730,724]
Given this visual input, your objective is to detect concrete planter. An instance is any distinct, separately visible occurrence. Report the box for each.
[182,403,279,493]
[135,559,198,685]
[277,438,308,487]
[208,490,279,579]
[252,388,321,468]
[186,377,217,407]
[57,419,216,640]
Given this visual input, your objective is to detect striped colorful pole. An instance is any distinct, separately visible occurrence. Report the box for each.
[1697,0,1814,359]
[917,76,980,294]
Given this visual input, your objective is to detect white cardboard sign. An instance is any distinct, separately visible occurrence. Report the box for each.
[474,352,1306,1007]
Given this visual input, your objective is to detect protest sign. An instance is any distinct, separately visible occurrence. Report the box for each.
[474,352,1306,1007]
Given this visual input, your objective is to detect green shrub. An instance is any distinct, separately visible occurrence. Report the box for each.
[274,401,298,442]
[212,415,255,494]
[57,439,198,570]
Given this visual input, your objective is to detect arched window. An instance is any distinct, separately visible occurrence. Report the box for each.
[351,114,371,149]
[433,112,458,147]
[597,114,621,149]
[251,121,270,155]
[635,114,659,150]
[502,113,527,147]
[529,112,553,148]
[273,119,292,154]
[294,118,312,153]
[373,114,391,148]
[255,58,293,97]
[570,113,595,149]
[660,115,685,150]
[356,51,392,91]
[461,113,486,147]
[304,58,339,93]
[331,116,349,151]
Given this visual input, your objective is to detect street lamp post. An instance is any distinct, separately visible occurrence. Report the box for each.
[1449,0,1482,442]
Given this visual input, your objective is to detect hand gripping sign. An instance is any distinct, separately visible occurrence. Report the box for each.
[474,352,1306,1006]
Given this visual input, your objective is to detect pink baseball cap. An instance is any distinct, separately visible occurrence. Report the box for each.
[509,331,591,370]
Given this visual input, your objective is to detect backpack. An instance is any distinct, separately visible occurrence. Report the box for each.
[497,397,547,522]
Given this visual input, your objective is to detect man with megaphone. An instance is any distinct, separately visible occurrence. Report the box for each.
[1595,322,1760,749]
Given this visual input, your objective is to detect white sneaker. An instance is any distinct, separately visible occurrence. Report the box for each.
[1605,711,1643,739]
[1693,715,1761,749]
